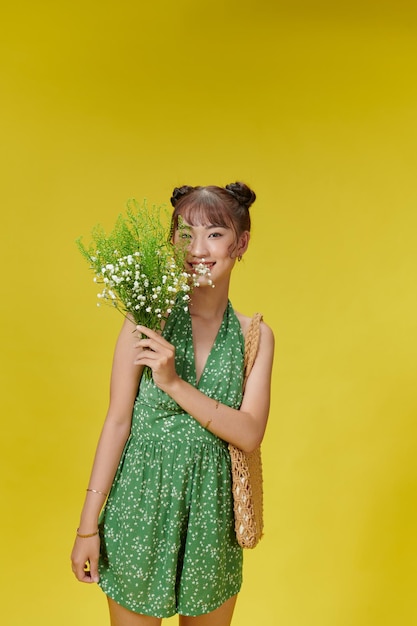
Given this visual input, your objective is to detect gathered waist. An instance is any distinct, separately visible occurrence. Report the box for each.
[124,432,231,471]
[130,424,229,452]
[131,398,230,451]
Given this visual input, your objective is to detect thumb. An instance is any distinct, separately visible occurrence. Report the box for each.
[89,556,100,583]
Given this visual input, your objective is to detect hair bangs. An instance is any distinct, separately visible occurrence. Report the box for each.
[172,190,235,237]
[178,196,234,230]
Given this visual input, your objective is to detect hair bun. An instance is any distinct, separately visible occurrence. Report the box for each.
[225,182,256,209]
[170,185,195,207]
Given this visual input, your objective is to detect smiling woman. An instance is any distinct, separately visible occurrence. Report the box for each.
[70,182,275,626]
[170,184,255,289]
[174,221,248,289]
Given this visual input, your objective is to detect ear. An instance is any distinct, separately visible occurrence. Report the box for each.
[236,231,250,258]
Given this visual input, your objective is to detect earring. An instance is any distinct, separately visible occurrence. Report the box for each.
[237,255,242,262]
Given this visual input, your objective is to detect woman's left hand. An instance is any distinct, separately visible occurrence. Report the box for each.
[134,325,178,389]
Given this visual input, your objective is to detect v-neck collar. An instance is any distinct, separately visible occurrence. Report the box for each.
[160,298,245,410]
[188,302,230,388]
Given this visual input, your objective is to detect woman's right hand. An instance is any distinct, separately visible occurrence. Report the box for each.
[71,534,100,583]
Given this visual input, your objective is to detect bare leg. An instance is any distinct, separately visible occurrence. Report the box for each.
[107,597,162,626]
[179,595,238,626]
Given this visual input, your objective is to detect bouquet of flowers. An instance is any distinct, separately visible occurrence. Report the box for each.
[77,199,211,331]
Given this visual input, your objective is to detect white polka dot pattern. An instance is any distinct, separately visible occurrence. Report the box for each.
[98,301,245,618]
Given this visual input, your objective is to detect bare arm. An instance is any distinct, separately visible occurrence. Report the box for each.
[71,316,143,583]
[135,321,275,454]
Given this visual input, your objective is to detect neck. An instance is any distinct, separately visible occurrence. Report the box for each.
[188,280,230,320]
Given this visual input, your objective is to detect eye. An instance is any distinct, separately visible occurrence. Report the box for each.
[208,232,222,238]
[177,231,191,239]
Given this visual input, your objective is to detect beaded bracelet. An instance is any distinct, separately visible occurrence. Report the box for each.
[76,528,99,538]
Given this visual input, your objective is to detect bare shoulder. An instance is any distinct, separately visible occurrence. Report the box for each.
[112,314,142,367]
[116,314,138,344]
[235,309,275,390]
[234,310,275,346]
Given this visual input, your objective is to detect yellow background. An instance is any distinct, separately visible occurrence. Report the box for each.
[1,1,416,625]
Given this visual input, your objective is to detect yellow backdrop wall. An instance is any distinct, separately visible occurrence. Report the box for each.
[1,2,416,625]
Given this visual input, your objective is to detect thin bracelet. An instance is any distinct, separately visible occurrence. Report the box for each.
[205,400,219,430]
[86,488,108,497]
[76,528,99,538]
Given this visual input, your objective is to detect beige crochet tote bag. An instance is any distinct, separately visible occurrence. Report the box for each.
[229,312,264,549]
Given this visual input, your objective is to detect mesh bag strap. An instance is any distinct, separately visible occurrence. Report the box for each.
[243,312,263,387]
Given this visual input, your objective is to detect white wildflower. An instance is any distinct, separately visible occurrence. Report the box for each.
[78,198,198,332]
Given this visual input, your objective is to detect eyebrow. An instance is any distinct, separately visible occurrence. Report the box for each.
[178,222,229,230]
[205,224,229,230]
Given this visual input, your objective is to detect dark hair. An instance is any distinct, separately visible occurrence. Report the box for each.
[170,182,256,242]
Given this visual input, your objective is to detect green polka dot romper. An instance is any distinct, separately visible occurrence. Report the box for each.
[98,301,245,618]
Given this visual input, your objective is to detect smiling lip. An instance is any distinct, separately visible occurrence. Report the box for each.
[188,261,215,269]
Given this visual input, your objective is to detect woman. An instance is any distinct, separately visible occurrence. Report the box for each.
[71,182,275,626]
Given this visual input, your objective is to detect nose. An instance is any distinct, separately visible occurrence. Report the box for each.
[189,234,208,258]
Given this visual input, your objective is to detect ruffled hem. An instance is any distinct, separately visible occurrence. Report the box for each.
[98,581,243,619]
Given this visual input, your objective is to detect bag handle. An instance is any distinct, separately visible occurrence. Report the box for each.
[243,312,263,388]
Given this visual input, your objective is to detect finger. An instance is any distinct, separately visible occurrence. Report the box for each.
[88,556,100,584]
[134,336,174,355]
[134,350,160,366]
[81,560,94,582]
[136,326,169,347]
[136,324,156,337]
[72,561,95,584]
[133,338,156,351]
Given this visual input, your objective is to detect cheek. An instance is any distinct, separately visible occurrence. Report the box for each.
[172,233,189,248]
[225,240,238,257]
